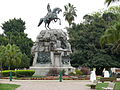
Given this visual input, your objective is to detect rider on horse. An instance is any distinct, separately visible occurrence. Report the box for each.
[38,3,62,29]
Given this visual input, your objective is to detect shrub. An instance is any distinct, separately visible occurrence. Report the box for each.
[75,70,83,76]
[62,69,66,76]
[68,72,75,76]
[16,70,35,77]
[47,68,60,76]
[2,70,15,77]
[81,67,90,75]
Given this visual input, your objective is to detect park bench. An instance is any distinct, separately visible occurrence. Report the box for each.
[102,82,116,90]
[90,80,98,89]
[99,77,116,83]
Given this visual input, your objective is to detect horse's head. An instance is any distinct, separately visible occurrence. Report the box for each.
[52,7,62,14]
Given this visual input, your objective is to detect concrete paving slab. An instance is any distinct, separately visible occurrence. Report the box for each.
[0,79,93,90]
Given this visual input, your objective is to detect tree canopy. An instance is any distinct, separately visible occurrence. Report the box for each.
[2,18,25,35]
[63,3,77,26]
[100,6,120,54]
[67,6,120,75]
[0,44,23,69]
[0,18,33,69]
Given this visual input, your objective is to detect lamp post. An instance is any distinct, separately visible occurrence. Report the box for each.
[59,69,62,82]
[10,71,12,81]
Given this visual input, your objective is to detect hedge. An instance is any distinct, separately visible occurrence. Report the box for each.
[15,70,35,77]
[2,70,15,77]
[1,70,35,77]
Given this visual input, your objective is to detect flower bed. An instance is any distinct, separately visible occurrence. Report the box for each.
[0,77,17,79]
[0,75,90,80]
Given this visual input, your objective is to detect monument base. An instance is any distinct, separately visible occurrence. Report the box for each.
[30,66,75,76]
[31,29,74,76]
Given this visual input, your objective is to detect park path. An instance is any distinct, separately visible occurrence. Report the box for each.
[0,79,93,90]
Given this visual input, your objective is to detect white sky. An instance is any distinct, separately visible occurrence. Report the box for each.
[0,0,119,41]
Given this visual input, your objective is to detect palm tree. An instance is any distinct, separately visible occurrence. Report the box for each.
[100,23,120,53]
[3,44,23,69]
[105,0,120,6]
[0,46,6,71]
[63,3,77,27]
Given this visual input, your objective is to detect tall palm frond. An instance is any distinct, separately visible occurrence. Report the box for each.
[100,24,120,46]
[63,3,77,26]
[105,0,120,6]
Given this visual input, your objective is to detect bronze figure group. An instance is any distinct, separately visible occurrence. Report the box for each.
[38,3,62,29]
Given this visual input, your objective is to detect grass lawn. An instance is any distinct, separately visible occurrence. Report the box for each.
[114,82,120,90]
[96,82,120,90]
[96,83,108,90]
[0,83,20,90]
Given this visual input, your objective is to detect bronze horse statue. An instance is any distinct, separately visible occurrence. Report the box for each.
[38,4,62,29]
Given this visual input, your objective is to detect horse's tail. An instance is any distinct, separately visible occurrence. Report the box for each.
[38,18,43,27]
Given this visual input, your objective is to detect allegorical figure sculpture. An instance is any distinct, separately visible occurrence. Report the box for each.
[38,3,62,29]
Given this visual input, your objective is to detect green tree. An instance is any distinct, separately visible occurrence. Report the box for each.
[2,18,25,35]
[19,53,30,68]
[6,32,33,59]
[0,34,9,46]
[63,3,77,26]
[0,44,23,69]
[107,6,120,15]
[100,23,120,53]
[68,9,120,75]
[1,18,33,67]
[100,6,120,54]
[0,46,6,70]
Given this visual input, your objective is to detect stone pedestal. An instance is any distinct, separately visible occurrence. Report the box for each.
[30,29,75,76]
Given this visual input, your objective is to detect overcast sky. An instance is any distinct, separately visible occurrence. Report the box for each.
[0,0,119,41]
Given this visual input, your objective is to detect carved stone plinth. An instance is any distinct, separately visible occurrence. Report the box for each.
[30,29,74,76]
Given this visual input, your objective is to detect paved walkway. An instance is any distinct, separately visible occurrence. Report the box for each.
[0,79,93,90]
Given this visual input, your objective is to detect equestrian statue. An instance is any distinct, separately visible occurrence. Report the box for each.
[38,3,62,29]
